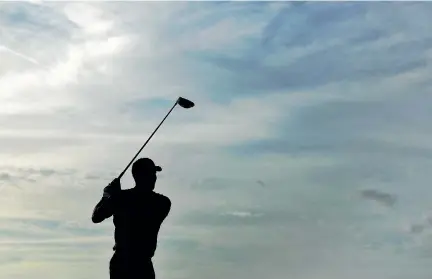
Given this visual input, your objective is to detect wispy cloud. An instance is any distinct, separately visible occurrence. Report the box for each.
[361,189,397,207]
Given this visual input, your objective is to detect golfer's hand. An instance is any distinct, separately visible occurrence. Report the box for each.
[103,178,121,198]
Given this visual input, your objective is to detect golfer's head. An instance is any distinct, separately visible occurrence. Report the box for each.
[132,157,162,189]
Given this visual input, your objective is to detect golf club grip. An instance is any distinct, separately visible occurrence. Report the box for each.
[117,100,179,180]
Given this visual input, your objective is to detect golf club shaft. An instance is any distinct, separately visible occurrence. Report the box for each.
[118,100,179,179]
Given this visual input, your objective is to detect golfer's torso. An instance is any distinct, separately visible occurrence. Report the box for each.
[113,190,165,257]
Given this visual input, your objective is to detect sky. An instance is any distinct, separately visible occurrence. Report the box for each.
[1,1,432,279]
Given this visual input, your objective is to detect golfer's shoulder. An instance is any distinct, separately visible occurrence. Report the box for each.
[153,192,171,208]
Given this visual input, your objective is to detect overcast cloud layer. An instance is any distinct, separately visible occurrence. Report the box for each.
[1,2,432,279]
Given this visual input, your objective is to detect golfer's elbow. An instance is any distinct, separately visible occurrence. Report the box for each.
[92,208,106,224]
[92,214,104,223]
[92,197,114,224]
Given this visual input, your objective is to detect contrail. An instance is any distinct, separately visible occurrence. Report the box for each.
[0,45,40,65]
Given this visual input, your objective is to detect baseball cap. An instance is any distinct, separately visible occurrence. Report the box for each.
[132,157,162,173]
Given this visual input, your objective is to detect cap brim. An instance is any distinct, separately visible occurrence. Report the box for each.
[155,166,162,172]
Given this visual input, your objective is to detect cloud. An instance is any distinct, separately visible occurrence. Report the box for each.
[360,189,397,207]
[1,2,432,279]
[224,211,263,218]
[0,173,12,181]
[256,180,266,187]
[199,2,431,98]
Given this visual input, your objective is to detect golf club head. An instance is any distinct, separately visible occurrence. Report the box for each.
[177,97,194,109]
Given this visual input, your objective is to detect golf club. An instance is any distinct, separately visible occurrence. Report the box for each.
[118,97,195,179]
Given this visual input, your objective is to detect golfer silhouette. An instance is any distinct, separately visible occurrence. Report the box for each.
[91,157,171,279]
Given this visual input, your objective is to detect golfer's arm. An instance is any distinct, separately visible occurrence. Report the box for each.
[92,197,115,223]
